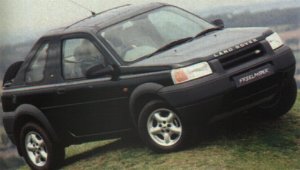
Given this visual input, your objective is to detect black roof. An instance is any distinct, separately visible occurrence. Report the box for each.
[45,2,166,37]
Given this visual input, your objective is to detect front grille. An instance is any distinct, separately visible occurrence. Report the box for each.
[222,74,281,111]
[219,44,265,70]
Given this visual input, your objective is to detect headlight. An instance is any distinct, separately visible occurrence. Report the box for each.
[266,33,284,50]
[171,62,213,84]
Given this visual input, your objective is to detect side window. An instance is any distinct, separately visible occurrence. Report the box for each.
[62,38,106,79]
[25,43,49,83]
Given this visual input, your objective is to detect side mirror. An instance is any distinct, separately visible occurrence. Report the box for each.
[86,65,114,79]
[212,19,224,28]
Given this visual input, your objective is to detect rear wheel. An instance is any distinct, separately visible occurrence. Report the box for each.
[253,78,297,120]
[19,122,65,170]
[138,100,189,152]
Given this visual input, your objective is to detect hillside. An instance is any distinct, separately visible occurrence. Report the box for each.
[205,7,300,28]
[199,0,300,16]
[14,91,300,170]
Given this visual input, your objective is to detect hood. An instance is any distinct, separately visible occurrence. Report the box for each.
[131,27,272,67]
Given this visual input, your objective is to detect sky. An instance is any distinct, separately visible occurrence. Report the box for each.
[0,0,281,45]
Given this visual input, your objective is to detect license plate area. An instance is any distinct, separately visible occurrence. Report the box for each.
[233,64,274,87]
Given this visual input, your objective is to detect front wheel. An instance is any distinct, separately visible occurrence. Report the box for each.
[138,100,189,152]
[19,122,65,170]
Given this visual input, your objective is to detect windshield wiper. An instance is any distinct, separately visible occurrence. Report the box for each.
[194,26,223,39]
[145,37,193,58]
[140,27,222,60]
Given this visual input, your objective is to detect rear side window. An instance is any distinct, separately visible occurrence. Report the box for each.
[25,43,49,83]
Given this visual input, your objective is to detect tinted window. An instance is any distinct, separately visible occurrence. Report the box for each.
[148,9,202,41]
[62,38,105,79]
[99,6,213,62]
[25,43,49,83]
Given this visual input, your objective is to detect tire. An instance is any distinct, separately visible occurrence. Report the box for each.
[138,100,189,152]
[19,122,65,170]
[253,78,297,120]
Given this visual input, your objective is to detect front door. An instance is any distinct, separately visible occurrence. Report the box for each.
[47,36,130,137]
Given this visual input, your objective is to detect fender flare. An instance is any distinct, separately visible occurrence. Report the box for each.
[129,83,164,126]
[14,104,60,143]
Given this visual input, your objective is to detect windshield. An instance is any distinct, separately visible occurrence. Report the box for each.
[98,6,214,63]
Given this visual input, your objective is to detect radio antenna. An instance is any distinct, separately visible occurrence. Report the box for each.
[68,0,96,16]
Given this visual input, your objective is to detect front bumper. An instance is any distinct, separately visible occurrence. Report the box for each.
[158,45,296,122]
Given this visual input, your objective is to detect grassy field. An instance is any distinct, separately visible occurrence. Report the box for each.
[16,91,300,170]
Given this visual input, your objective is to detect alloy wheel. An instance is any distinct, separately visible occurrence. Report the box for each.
[147,108,182,146]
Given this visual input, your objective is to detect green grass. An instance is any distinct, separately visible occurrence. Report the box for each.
[19,92,300,170]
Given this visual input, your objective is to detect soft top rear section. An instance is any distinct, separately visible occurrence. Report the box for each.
[3,61,24,87]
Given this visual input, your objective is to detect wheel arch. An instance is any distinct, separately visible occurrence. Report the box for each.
[13,104,60,155]
[129,83,166,127]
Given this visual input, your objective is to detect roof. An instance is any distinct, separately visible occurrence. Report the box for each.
[45,2,166,37]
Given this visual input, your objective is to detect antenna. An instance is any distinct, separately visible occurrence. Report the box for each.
[68,0,96,16]
[65,4,131,30]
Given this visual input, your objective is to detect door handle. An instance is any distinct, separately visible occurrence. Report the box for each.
[56,88,66,95]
